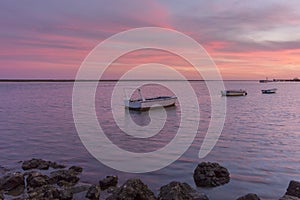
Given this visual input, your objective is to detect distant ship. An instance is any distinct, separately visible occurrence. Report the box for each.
[259,77,273,83]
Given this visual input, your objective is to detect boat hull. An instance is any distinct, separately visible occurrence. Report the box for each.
[125,96,177,110]
[261,88,277,94]
[221,90,247,96]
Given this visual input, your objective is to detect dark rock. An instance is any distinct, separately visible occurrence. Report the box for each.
[236,193,261,200]
[286,180,300,198]
[69,184,91,194]
[279,195,300,200]
[26,171,50,189]
[158,181,209,200]
[50,162,66,169]
[107,186,117,193]
[107,178,156,200]
[69,166,83,175]
[86,184,100,200]
[22,158,65,170]
[27,184,61,199]
[60,189,73,200]
[49,170,79,187]
[99,176,118,190]
[22,158,50,170]
[0,172,24,191]
[193,162,230,187]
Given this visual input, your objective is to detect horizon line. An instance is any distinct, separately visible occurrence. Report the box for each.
[0,79,261,82]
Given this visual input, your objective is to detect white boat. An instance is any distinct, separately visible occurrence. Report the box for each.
[124,89,177,110]
[221,90,247,96]
[261,88,277,94]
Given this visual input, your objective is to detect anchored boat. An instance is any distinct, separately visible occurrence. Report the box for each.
[261,88,277,94]
[221,90,247,96]
[124,89,177,110]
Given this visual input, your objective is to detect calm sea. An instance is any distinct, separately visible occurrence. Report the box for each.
[0,81,300,199]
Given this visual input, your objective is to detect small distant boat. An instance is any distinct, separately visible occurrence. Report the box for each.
[221,90,247,96]
[261,88,277,94]
[124,89,177,110]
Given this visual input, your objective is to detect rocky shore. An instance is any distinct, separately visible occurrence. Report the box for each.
[0,159,299,200]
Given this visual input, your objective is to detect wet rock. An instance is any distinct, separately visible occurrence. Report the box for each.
[236,193,261,200]
[50,162,66,169]
[60,189,73,200]
[99,176,118,190]
[107,178,157,200]
[22,158,50,170]
[158,181,209,200]
[69,184,91,194]
[49,169,79,187]
[279,195,300,200]
[69,166,83,175]
[22,158,65,170]
[107,186,117,193]
[193,162,230,187]
[86,184,100,200]
[27,184,61,199]
[286,180,300,198]
[26,171,50,188]
[0,172,24,191]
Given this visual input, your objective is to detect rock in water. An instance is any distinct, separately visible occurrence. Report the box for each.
[99,176,118,190]
[236,193,261,200]
[49,169,79,187]
[193,162,230,187]
[279,195,300,200]
[69,166,83,175]
[158,181,209,200]
[27,184,61,199]
[107,178,157,200]
[86,184,101,200]
[286,180,300,198]
[22,158,65,170]
[0,172,24,191]
[26,171,50,189]
[60,189,73,200]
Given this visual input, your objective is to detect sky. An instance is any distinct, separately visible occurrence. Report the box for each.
[1,0,300,80]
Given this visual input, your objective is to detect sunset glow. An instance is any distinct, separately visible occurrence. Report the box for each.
[1,0,300,80]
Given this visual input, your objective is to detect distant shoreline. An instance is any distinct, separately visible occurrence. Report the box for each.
[0,79,259,82]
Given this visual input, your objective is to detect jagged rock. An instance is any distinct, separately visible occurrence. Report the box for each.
[99,176,118,190]
[286,180,300,198]
[158,181,209,200]
[49,170,79,187]
[0,172,24,191]
[69,184,91,194]
[22,158,50,170]
[69,166,83,175]
[22,158,65,170]
[27,184,61,199]
[236,193,261,200]
[60,189,73,200]
[50,162,66,169]
[107,178,157,200]
[280,195,300,200]
[85,184,100,200]
[107,186,117,193]
[26,171,50,189]
[193,162,230,187]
